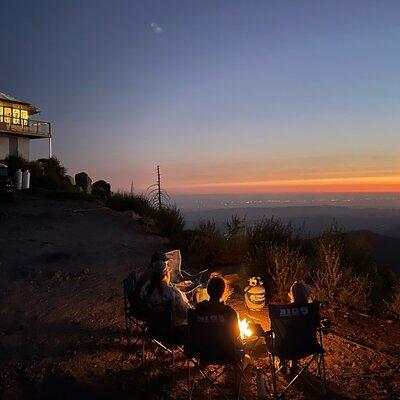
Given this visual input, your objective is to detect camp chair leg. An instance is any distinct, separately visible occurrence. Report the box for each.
[188,360,235,400]
[198,367,230,400]
[320,353,327,397]
[150,339,181,382]
[234,364,244,400]
[269,352,278,399]
[281,354,319,397]
[171,351,175,383]
[188,362,198,400]
[187,358,191,398]
[211,365,227,381]
[319,332,328,397]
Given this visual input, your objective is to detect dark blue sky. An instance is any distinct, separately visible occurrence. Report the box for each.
[2,1,400,193]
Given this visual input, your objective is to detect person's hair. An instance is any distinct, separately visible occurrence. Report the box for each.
[147,260,168,296]
[207,276,226,300]
[149,251,162,267]
[288,281,312,304]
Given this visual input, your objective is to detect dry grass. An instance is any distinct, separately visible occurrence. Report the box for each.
[106,192,185,240]
[266,243,309,302]
[386,283,400,319]
[312,234,371,312]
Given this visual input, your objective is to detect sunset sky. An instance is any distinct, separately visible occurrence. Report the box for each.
[2,1,400,194]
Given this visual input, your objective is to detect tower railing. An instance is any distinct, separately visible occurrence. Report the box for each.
[0,118,51,138]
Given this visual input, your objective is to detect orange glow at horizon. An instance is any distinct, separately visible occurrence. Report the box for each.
[151,154,400,195]
[167,175,400,194]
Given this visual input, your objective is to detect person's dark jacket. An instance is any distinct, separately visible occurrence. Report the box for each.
[195,299,240,339]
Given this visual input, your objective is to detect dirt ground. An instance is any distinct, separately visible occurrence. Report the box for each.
[1,192,399,399]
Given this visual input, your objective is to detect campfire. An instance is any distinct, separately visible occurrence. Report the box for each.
[239,318,253,340]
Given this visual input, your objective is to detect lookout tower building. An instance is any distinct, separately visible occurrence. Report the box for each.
[0,92,52,161]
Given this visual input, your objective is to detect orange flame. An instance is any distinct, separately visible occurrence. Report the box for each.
[239,318,253,339]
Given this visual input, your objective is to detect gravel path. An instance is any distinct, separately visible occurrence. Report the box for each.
[0,192,166,399]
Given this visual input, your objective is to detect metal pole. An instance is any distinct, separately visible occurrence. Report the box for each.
[48,137,52,159]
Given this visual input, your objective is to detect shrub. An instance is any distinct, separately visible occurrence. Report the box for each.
[247,217,298,266]
[26,161,45,183]
[4,155,73,192]
[312,233,371,312]
[183,221,224,267]
[106,192,153,215]
[36,160,72,191]
[340,232,397,306]
[37,157,66,178]
[266,243,310,302]
[245,217,301,279]
[3,154,27,175]
[385,283,400,319]
[218,234,249,266]
[106,192,185,240]
[153,206,185,240]
[225,215,247,237]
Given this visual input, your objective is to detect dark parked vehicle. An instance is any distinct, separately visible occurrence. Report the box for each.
[0,164,14,201]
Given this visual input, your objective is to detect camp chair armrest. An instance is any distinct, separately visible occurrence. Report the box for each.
[182,284,202,294]
[181,268,208,278]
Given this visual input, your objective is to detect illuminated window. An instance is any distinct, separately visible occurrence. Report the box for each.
[13,108,20,125]
[3,107,11,123]
[0,107,2,122]
[21,109,28,126]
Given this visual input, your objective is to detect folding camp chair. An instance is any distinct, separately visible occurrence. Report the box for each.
[185,308,247,400]
[166,250,208,300]
[123,271,147,345]
[264,302,329,399]
[143,300,185,382]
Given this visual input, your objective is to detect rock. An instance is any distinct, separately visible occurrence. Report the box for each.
[92,180,111,199]
[65,175,75,186]
[75,172,92,194]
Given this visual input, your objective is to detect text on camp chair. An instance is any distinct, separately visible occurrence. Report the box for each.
[185,308,246,400]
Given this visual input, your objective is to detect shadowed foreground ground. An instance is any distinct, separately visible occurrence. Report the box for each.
[0,193,399,399]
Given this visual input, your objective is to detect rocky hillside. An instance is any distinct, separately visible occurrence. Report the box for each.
[1,192,399,399]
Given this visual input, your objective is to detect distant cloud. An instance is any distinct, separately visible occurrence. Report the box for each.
[150,22,163,34]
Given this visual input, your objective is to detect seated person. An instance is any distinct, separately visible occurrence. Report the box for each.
[134,251,170,299]
[195,276,240,339]
[288,280,312,305]
[279,280,312,374]
[195,276,251,367]
[140,259,191,343]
